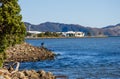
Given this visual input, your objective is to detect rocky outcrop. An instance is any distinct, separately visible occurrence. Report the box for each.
[2,43,56,79]
[0,68,55,79]
[5,42,55,62]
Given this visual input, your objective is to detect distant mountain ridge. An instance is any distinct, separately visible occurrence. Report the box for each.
[24,22,120,36]
[102,23,120,36]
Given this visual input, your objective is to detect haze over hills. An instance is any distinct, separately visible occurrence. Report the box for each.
[24,22,120,36]
[102,24,120,36]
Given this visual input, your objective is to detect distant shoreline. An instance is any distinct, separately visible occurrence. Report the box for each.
[25,36,109,39]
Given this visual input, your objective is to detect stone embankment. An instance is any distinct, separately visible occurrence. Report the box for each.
[0,68,55,79]
[2,42,56,79]
[5,42,55,62]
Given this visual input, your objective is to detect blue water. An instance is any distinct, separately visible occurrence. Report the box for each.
[20,37,120,79]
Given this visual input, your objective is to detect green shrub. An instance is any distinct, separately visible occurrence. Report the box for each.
[0,0,26,67]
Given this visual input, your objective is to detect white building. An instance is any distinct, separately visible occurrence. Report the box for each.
[27,31,42,34]
[62,31,84,37]
[27,31,42,37]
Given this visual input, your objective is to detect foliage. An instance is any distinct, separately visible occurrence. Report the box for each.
[87,32,92,36]
[26,32,32,37]
[37,32,61,37]
[0,0,26,67]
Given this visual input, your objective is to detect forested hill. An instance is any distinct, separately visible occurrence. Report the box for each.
[24,22,120,36]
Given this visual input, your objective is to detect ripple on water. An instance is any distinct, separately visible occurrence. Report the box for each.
[24,37,120,79]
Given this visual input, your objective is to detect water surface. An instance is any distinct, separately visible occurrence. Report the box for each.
[20,37,120,79]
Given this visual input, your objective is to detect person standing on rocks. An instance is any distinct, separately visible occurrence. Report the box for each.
[41,42,44,48]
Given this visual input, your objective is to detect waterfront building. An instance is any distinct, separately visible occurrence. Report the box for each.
[62,31,85,37]
[27,31,42,34]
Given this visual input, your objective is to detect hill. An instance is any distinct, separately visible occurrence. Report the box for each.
[24,22,120,36]
[102,24,120,36]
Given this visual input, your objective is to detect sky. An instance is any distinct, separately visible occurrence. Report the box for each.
[19,0,120,28]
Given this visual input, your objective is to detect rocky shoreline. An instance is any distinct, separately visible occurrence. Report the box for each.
[0,68,55,79]
[1,42,56,79]
[5,42,55,62]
